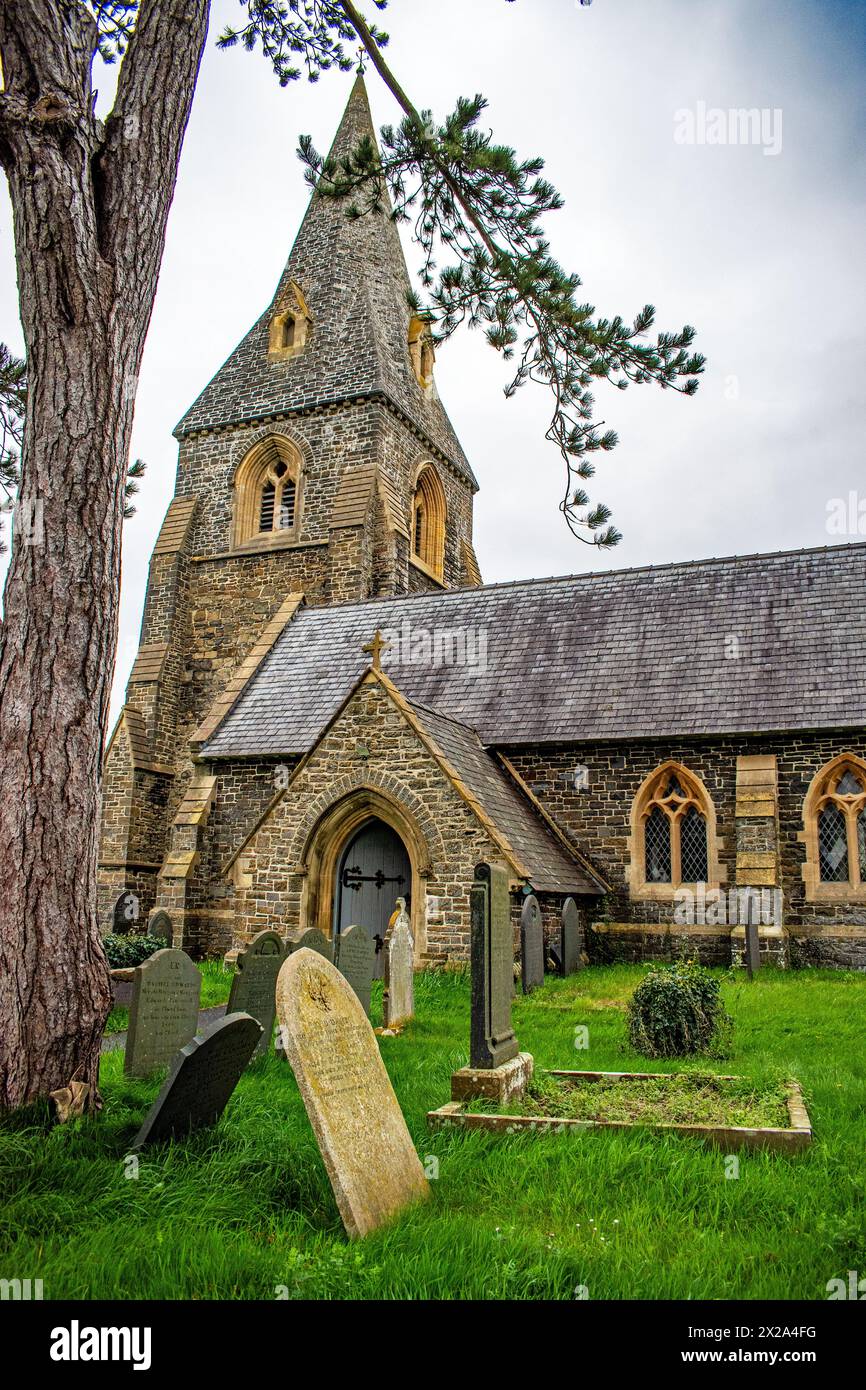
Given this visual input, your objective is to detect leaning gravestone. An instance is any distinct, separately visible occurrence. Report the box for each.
[132,1013,263,1149]
[383,898,414,1029]
[276,949,429,1238]
[560,897,582,976]
[124,948,201,1077]
[146,909,172,941]
[334,924,376,1018]
[228,930,286,1058]
[285,926,333,962]
[470,863,519,1069]
[520,893,545,995]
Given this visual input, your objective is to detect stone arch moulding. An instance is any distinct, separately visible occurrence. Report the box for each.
[801,751,866,904]
[293,778,446,962]
[231,431,308,551]
[228,421,315,487]
[410,460,447,581]
[626,759,725,903]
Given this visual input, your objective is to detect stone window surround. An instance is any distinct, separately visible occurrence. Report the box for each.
[267,280,312,362]
[411,461,447,581]
[231,433,304,551]
[627,760,724,902]
[801,752,866,904]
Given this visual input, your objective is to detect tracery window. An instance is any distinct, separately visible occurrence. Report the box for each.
[629,763,719,898]
[233,435,302,549]
[803,755,866,899]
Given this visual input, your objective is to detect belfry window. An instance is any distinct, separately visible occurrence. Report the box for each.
[410,465,446,580]
[233,435,302,548]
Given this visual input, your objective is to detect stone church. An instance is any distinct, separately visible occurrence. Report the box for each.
[99,77,866,972]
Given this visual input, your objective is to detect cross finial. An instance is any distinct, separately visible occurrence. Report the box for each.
[362,628,391,671]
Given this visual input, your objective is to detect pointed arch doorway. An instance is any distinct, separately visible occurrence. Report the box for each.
[334,817,411,978]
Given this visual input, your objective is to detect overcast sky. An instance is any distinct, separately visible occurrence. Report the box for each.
[1,0,864,724]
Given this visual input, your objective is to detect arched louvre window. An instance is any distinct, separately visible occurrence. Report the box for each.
[410,465,446,580]
[233,435,302,548]
[808,757,866,892]
[634,764,714,890]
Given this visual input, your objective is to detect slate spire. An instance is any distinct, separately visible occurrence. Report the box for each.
[176,75,475,485]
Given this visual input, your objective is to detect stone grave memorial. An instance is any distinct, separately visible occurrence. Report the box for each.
[132,1013,263,1149]
[383,898,414,1029]
[276,948,430,1238]
[334,924,375,1017]
[124,948,201,1078]
[451,862,532,1105]
[520,893,545,995]
[227,929,286,1058]
[560,897,582,975]
[285,927,333,962]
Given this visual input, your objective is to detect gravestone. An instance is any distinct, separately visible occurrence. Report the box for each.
[383,898,414,1029]
[113,890,140,934]
[276,949,429,1238]
[560,897,582,975]
[744,913,761,980]
[285,927,333,962]
[470,863,519,1069]
[227,930,286,1058]
[132,1013,263,1148]
[334,924,376,1018]
[520,893,545,995]
[124,948,201,1077]
[146,909,172,941]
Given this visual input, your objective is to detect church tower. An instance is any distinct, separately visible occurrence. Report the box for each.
[98,76,482,936]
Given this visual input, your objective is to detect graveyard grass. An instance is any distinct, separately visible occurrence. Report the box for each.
[1,966,864,1300]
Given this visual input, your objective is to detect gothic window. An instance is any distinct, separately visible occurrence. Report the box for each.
[804,755,866,898]
[408,314,436,391]
[410,464,446,580]
[267,280,311,361]
[629,762,719,897]
[233,435,302,549]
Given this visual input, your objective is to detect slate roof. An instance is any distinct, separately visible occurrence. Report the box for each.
[202,543,866,756]
[175,77,476,487]
[407,699,601,894]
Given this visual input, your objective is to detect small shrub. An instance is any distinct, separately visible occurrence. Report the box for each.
[102,933,168,969]
[627,960,733,1058]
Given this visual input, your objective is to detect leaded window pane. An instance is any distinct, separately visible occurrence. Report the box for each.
[645,806,672,883]
[680,805,709,883]
[819,805,849,882]
[837,770,864,796]
[664,775,686,798]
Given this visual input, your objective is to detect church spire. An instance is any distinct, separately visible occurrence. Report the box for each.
[176,76,475,488]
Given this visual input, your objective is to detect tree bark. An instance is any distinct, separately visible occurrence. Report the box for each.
[0,0,210,1108]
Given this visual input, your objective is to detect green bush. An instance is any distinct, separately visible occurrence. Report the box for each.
[102,933,168,969]
[627,960,733,1058]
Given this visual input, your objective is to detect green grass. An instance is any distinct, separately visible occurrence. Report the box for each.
[466,1071,792,1128]
[2,965,865,1300]
[105,961,234,1035]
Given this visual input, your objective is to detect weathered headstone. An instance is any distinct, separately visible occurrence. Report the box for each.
[285,927,333,962]
[132,1013,263,1148]
[383,898,414,1029]
[520,893,545,995]
[334,924,375,1017]
[276,949,429,1237]
[560,897,582,975]
[227,930,286,1058]
[470,863,519,1069]
[146,909,172,941]
[124,948,201,1077]
[744,913,761,980]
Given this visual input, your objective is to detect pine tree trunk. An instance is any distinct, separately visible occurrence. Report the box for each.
[0,0,209,1108]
